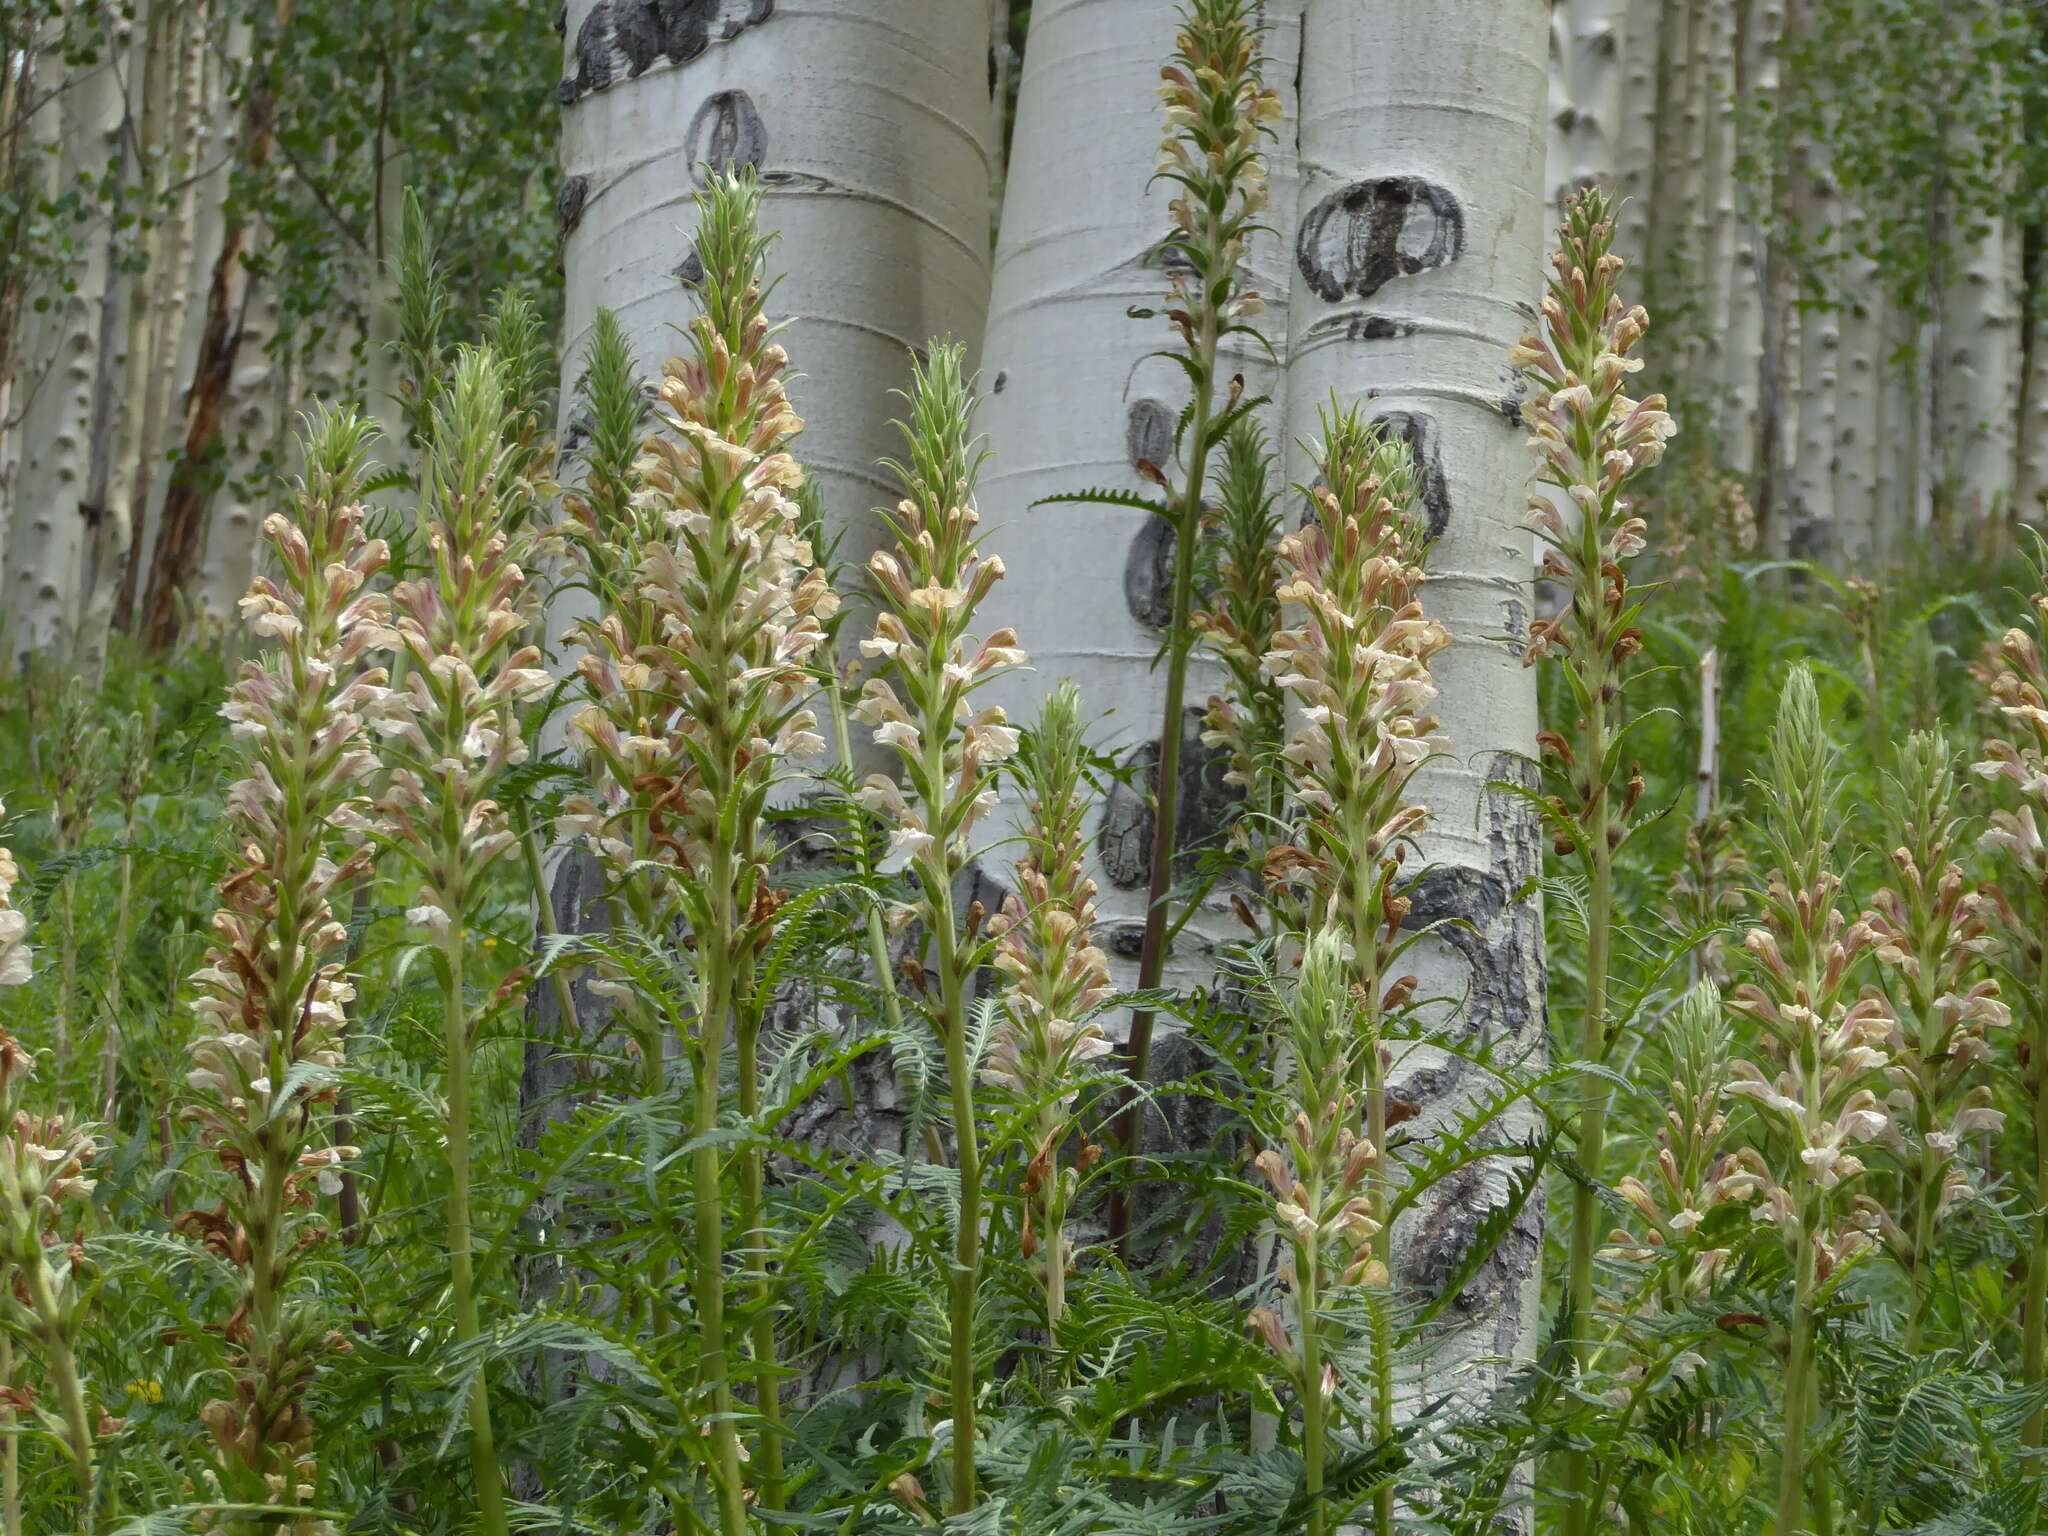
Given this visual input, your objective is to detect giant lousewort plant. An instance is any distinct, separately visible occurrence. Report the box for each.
[184,408,389,1534]
[1512,186,1674,1536]
[376,346,552,1533]
[1725,665,1892,1536]
[1067,0,1280,1249]
[857,342,1025,1512]
[1258,403,1447,1536]
[983,681,1112,1335]
[1973,558,2048,1444]
[1861,731,2007,1348]
[564,171,837,1527]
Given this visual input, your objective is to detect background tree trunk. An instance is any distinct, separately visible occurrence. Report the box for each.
[553,0,993,596]
[1282,0,1550,1414]
[976,0,1304,985]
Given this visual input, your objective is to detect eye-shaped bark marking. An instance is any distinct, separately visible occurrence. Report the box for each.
[1297,176,1465,303]
[1096,707,1235,890]
[562,0,774,103]
[688,90,767,180]
[1124,519,1178,631]
[556,175,591,239]
[1374,409,1452,540]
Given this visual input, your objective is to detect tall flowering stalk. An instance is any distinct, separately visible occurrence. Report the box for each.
[0,1036,99,1521]
[565,173,837,1527]
[1511,188,1674,1530]
[376,348,551,1535]
[1971,558,2048,1444]
[0,808,27,1535]
[48,681,107,1077]
[184,409,388,1532]
[101,709,149,1122]
[1245,930,1389,1536]
[1192,419,1289,935]
[857,343,1024,1512]
[1862,732,2008,1349]
[1608,980,1745,1305]
[1258,403,1446,1536]
[1723,666,1891,1536]
[1091,1,1281,1247]
[983,682,1112,1333]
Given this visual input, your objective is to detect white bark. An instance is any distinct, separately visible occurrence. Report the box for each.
[1788,193,1839,559]
[1547,0,1631,218]
[1696,0,1736,441]
[975,0,1304,977]
[1282,0,1549,1397]
[1832,245,1883,566]
[5,8,127,659]
[2017,281,2048,526]
[556,0,993,602]
[195,257,281,620]
[122,0,230,622]
[1940,221,2019,528]
[1614,0,1661,276]
[1722,0,1775,476]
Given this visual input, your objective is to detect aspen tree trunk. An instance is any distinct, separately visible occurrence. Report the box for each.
[1833,244,1883,566]
[1788,189,1839,561]
[2017,243,2048,527]
[1614,0,1661,277]
[80,0,178,672]
[118,4,223,632]
[364,0,410,459]
[1942,187,2019,534]
[1696,0,1737,443]
[975,0,1305,984]
[195,265,282,619]
[1721,0,1774,475]
[1547,0,1631,219]
[5,3,125,657]
[1645,0,1692,326]
[139,0,289,653]
[1282,0,1549,1407]
[555,0,992,591]
[1758,0,1807,546]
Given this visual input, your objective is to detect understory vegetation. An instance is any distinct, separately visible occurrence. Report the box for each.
[4,4,2048,1534]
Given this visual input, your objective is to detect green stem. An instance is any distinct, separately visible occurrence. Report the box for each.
[1108,293,1221,1253]
[736,1007,785,1509]
[696,843,749,1535]
[1777,1183,1818,1536]
[935,871,980,1513]
[1366,1068,1394,1536]
[442,928,510,1536]
[0,1333,17,1536]
[104,833,133,1123]
[1563,672,1614,1536]
[1299,1240,1326,1536]
[515,806,583,1043]
[2026,903,2048,1447]
[26,1259,94,1522]
[1906,1093,1939,1354]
